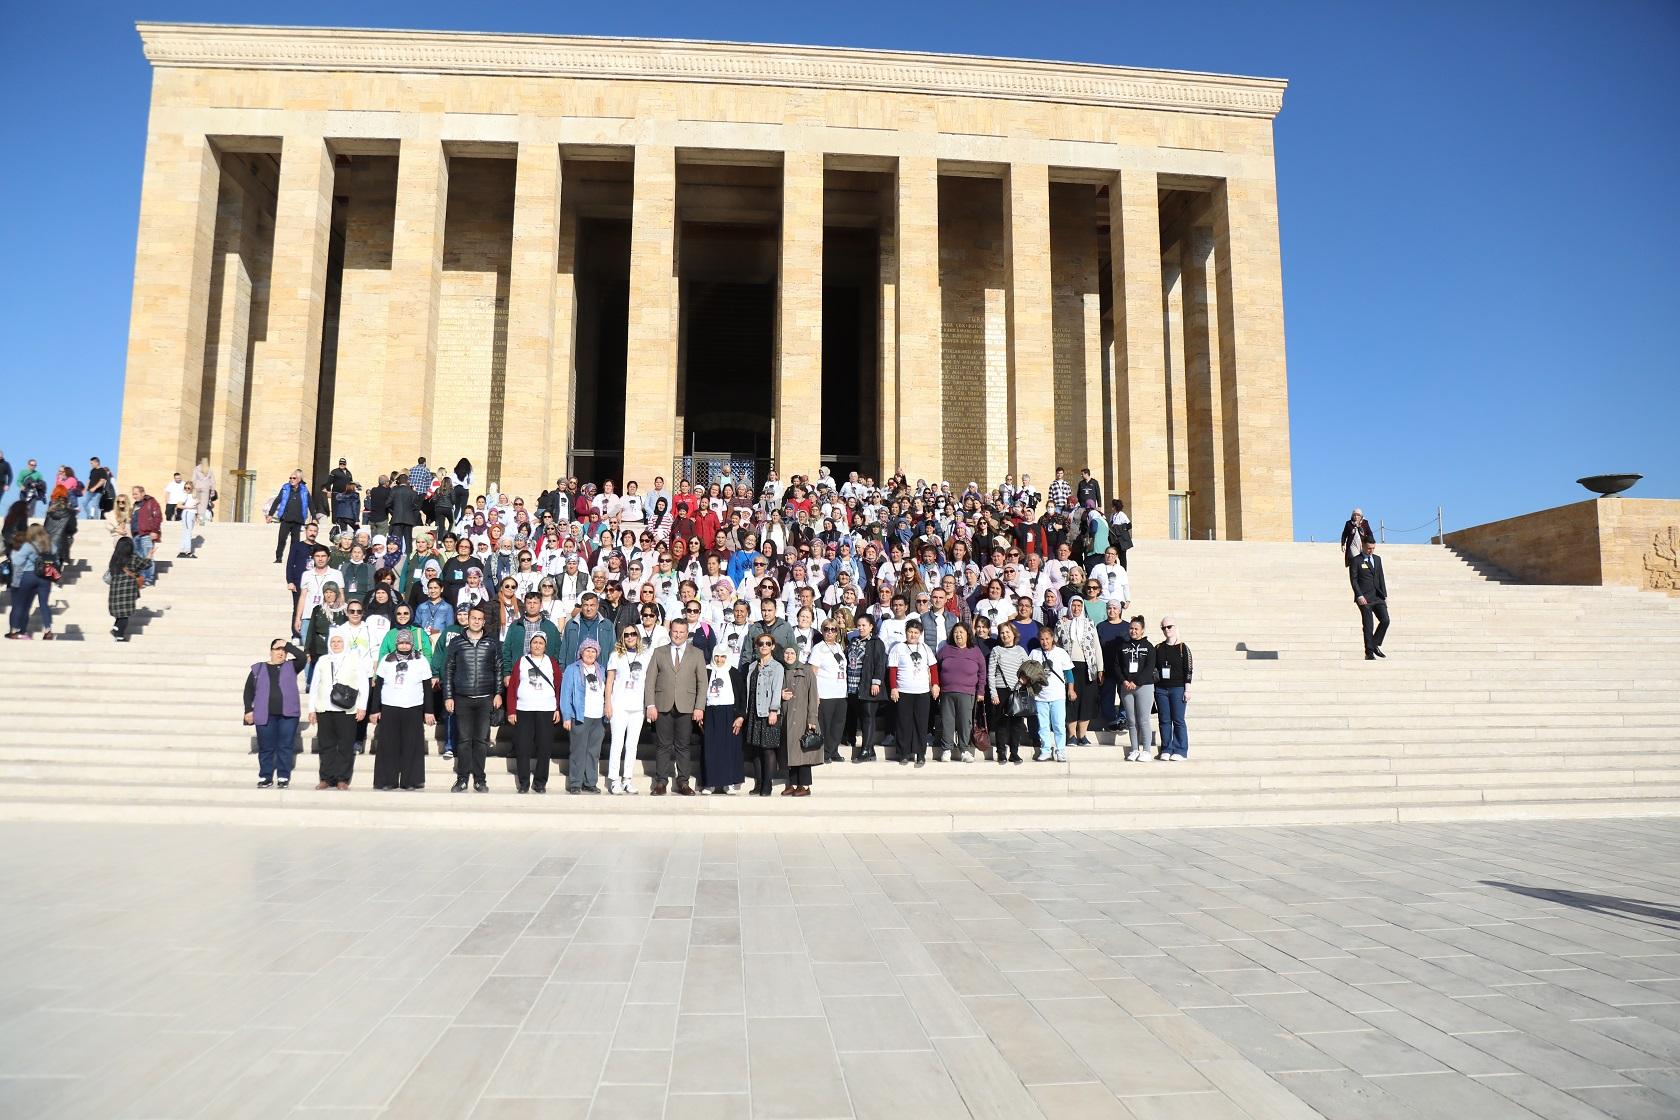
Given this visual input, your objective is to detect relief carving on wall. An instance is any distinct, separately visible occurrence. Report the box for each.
[1644,526,1680,593]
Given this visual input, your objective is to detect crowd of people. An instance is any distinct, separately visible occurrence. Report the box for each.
[2,450,214,641]
[246,456,1196,793]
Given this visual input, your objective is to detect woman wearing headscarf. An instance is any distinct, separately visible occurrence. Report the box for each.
[742,632,785,795]
[647,496,673,545]
[368,629,433,790]
[339,542,375,605]
[106,535,142,642]
[1056,593,1103,747]
[777,641,821,796]
[308,631,369,789]
[699,646,746,794]
[506,631,561,794]
[305,583,350,670]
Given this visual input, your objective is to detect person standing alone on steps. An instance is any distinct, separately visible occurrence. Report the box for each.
[1351,538,1390,660]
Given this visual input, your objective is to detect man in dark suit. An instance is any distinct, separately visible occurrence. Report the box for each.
[1350,539,1390,660]
[643,618,708,795]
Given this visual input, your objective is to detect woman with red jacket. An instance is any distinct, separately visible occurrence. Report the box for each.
[505,632,562,793]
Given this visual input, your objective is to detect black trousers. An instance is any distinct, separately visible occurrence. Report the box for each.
[655,708,696,782]
[786,761,812,786]
[453,694,493,781]
[816,698,846,760]
[373,706,425,789]
[275,520,300,562]
[392,521,415,554]
[850,697,881,759]
[317,711,358,785]
[895,692,932,761]
[992,691,1027,760]
[512,710,554,789]
[1359,601,1391,653]
[752,747,777,794]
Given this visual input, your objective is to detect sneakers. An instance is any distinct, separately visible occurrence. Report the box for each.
[1036,750,1052,762]
[1125,750,1140,762]
[1168,754,1184,762]
[452,779,469,792]
[962,750,975,763]
[442,749,455,760]
[256,777,274,788]
[474,780,489,793]
[1052,751,1066,763]
[277,778,290,789]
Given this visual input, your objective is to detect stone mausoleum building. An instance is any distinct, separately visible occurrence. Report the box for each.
[118,23,1294,540]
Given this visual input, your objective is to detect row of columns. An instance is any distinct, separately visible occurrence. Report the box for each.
[120,134,1290,539]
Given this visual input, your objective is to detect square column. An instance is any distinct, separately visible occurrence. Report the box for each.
[117,130,220,498]
[1108,169,1168,538]
[1182,225,1228,540]
[876,213,898,476]
[203,178,255,492]
[1006,162,1055,490]
[502,140,562,500]
[623,144,678,489]
[775,150,825,477]
[248,135,334,497]
[1214,179,1294,541]
[549,208,578,482]
[894,156,941,482]
[386,137,448,469]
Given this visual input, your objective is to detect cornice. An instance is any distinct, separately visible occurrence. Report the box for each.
[136,23,1286,120]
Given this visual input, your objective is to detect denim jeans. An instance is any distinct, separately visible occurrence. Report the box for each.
[1034,696,1067,760]
[78,492,103,520]
[1156,685,1188,757]
[7,572,51,634]
[132,532,156,584]
[255,716,298,780]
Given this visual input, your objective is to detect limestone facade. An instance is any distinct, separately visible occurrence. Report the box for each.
[118,22,1295,538]
[1443,498,1680,597]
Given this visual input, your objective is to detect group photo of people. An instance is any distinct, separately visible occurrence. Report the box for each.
[245,456,1196,796]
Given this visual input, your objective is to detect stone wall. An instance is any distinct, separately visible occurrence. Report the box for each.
[328,155,395,476]
[1441,498,1680,596]
[938,176,1007,488]
[433,158,515,488]
[1050,183,1102,477]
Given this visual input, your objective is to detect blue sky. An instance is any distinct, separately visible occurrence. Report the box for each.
[1,1,1675,541]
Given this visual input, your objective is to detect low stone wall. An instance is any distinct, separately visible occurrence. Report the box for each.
[1441,497,1680,595]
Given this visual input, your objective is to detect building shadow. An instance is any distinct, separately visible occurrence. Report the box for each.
[1481,880,1680,930]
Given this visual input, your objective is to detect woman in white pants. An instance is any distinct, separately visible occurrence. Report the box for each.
[603,625,650,794]
[176,483,199,558]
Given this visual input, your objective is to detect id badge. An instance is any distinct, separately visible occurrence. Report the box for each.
[1128,660,1138,675]
[1160,665,1171,680]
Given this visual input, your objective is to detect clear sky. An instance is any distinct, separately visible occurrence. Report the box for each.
[1,1,1675,541]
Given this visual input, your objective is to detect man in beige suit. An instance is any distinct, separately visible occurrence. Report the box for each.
[643,617,708,795]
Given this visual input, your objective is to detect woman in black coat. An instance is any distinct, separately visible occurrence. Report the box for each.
[848,613,889,763]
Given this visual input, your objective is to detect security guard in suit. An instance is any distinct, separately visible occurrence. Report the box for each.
[1350,539,1390,660]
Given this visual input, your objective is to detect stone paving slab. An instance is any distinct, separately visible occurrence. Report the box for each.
[0,818,1676,1118]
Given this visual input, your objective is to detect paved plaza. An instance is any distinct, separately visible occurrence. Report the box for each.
[1,818,1678,1119]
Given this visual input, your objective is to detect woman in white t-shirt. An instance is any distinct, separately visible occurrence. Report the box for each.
[806,620,850,764]
[506,632,561,793]
[603,627,649,795]
[888,619,939,766]
[175,482,199,558]
[1027,625,1075,762]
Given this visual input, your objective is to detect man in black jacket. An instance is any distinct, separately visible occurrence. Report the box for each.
[442,605,503,791]
[388,476,422,554]
[365,475,393,536]
[1350,539,1390,660]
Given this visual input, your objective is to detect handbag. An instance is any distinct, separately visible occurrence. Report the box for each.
[970,709,991,755]
[799,727,824,753]
[38,558,62,583]
[1005,688,1034,719]
[328,663,359,710]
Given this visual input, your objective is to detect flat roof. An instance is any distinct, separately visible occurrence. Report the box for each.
[136,22,1287,119]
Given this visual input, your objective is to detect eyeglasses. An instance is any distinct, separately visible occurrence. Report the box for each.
[757,641,775,649]
[346,607,363,614]
[685,606,701,614]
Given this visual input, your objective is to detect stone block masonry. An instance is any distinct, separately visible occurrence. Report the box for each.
[120,23,1296,539]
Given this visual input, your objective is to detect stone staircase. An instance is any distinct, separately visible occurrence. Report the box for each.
[3,522,1680,833]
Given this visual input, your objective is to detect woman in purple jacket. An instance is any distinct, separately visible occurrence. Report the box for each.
[243,638,306,788]
[935,622,987,763]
